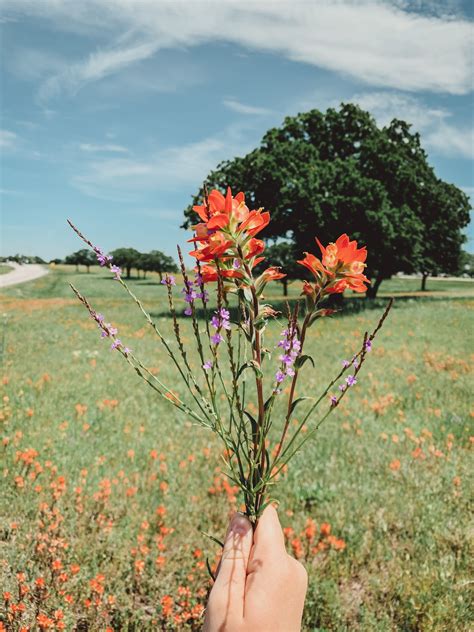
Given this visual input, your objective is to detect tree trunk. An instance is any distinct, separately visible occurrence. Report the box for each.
[282,278,288,296]
[366,275,383,299]
[143,271,147,279]
[126,266,131,279]
[75,264,79,272]
[86,265,90,273]
[158,271,163,282]
[421,272,429,291]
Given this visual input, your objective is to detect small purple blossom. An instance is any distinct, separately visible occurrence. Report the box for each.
[211,333,223,345]
[275,370,286,383]
[184,306,192,316]
[330,395,338,406]
[110,265,122,280]
[202,360,213,371]
[95,248,113,267]
[210,307,230,334]
[342,359,350,368]
[123,347,131,356]
[111,339,122,350]
[365,339,372,352]
[353,359,359,369]
[345,375,357,387]
[232,259,241,269]
[108,325,118,336]
[161,275,176,286]
[338,384,346,392]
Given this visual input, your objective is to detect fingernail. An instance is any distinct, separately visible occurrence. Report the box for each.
[230,513,251,537]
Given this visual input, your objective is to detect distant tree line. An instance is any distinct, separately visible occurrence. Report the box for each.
[0,254,46,264]
[61,248,177,279]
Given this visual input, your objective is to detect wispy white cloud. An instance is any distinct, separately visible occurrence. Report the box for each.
[38,40,160,101]
[0,129,18,149]
[72,124,256,199]
[424,124,474,160]
[3,1,472,99]
[350,91,474,159]
[223,99,273,116]
[79,143,128,153]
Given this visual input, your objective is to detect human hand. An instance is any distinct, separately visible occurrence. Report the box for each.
[204,505,307,632]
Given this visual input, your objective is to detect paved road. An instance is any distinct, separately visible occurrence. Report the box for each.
[0,263,49,288]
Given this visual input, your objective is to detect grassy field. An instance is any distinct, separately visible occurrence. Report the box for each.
[1,267,473,631]
[0,264,14,275]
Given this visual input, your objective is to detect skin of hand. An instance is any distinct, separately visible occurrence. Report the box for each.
[203,505,308,632]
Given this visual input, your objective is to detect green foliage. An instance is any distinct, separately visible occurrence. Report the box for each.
[262,241,301,295]
[139,250,178,279]
[184,104,471,297]
[109,247,141,278]
[64,248,96,272]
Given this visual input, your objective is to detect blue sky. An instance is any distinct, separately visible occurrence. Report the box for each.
[1,0,473,261]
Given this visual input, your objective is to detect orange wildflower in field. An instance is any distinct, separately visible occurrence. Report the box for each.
[390,459,401,471]
[74,403,87,416]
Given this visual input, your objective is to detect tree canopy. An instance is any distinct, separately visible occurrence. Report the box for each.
[109,248,141,278]
[184,104,471,297]
[64,249,96,272]
[139,250,178,280]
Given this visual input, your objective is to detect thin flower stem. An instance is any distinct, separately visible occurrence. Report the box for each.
[69,283,209,426]
[270,299,393,474]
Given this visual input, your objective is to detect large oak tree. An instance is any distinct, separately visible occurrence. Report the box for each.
[184,104,470,297]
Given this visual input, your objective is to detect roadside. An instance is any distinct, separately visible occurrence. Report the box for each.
[0,262,49,288]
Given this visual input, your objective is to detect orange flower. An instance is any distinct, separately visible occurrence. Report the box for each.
[190,187,271,283]
[238,209,270,236]
[320,522,331,537]
[298,234,369,294]
[389,459,401,471]
[261,266,286,281]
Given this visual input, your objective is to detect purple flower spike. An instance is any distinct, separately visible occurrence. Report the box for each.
[338,384,346,392]
[365,339,372,352]
[342,360,350,368]
[123,347,131,356]
[330,395,338,406]
[346,375,357,387]
[202,360,213,371]
[184,306,192,316]
[111,339,122,350]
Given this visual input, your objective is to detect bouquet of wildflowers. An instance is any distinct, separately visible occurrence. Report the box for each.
[68,187,391,521]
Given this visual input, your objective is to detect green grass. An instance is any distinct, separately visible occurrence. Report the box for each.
[0,263,14,275]
[1,269,473,630]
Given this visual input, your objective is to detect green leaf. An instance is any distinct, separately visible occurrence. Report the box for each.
[294,354,315,370]
[244,410,258,436]
[237,361,263,380]
[201,531,224,548]
[289,396,312,415]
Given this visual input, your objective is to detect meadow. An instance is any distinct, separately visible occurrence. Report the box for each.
[1,266,473,631]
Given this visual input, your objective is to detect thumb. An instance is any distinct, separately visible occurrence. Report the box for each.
[211,512,253,619]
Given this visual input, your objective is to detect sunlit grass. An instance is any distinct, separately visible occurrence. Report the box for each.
[1,270,473,630]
